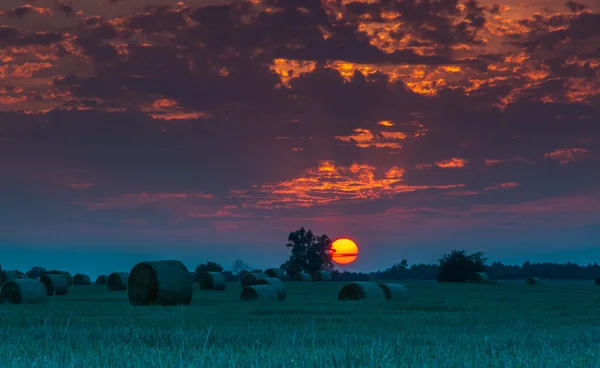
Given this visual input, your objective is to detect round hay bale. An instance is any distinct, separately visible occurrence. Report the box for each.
[107,272,129,291]
[198,271,226,291]
[255,277,287,300]
[95,275,108,285]
[0,270,19,285]
[40,273,68,295]
[470,272,490,283]
[338,282,386,301]
[240,284,278,301]
[526,277,542,284]
[0,279,47,304]
[292,272,311,281]
[312,271,332,282]
[48,271,73,285]
[379,283,409,301]
[73,273,91,285]
[241,272,268,288]
[128,260,192,306]
[264,268,285,280]
[595,277,600,285]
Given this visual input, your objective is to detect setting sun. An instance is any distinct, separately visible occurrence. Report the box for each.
[330,238,359,265]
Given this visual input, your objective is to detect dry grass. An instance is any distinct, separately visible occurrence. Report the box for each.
[40,274,68,296]
[241,272,268,288]
[312,271,332,282]
[240,284,279,301]
[128,261,192,306]
[0,279,47,304]
[0,270,18,285]
[47,271,73,285]
[0,280,599,367]
[255,278,287,300]
[526,277,543,284]
[95,275,107,285]
[198,272,226,291]
[293,272,311,281]
[470,272,490,283]
[73,274,91,286]
[338,282,386,301]
[264,268,286,280]
[107,272,129,291]
[379,283,410,301]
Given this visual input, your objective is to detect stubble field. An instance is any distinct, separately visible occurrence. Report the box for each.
[1,280,599,368]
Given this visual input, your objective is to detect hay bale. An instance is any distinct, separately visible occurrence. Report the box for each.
[379,283,409,301]
[73,273,91,285]
[40,273,68,295]
[0,279,47,304]
[128,260,192,306]
[107,272,130,291]
[526,277,542,284]
[255,277,287,300]
[265,268,286,280]
[292,272,311,281]
[95,275,108,285]
[240,285,278,301]
[470,272,490,283]
[338,282,386,301]
[312,271,332,282]
[0,270,19,285]
[595,277,600,285]
[198,271,226,291]
[241,272,268,288]
[48,271,73,285]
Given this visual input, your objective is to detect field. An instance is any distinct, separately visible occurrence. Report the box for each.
[1,280,600,367]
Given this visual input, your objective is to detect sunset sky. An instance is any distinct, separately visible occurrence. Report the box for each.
[1,0,599,276]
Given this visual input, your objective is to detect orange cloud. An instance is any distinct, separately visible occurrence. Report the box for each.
[485,182,520,191]
[140,98,211,120]
[436,158,466,168]
[0,62,53,79]
[335,128,407,149]
[270,59,317,87]
[241,161,463,209]
[544,148,590,164]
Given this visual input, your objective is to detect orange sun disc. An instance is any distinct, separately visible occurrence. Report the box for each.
[330,238,359,265]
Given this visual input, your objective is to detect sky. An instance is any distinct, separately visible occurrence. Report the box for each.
[1,0,600,277]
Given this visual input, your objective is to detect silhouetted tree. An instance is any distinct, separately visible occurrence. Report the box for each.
[26,266,47,278]
[222,270,237,282]
[281,227,334,276]
[231,259,250,277]
[437,250,487,282]
[194,262,224,282]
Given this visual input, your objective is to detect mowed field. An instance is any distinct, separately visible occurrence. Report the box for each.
[2,280,600,368]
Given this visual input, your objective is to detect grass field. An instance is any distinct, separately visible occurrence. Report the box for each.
[1,280,600,367]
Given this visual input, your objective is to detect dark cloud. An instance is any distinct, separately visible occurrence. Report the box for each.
[565,1,587,12]
[0,0,599,253]
[5,5,52,18]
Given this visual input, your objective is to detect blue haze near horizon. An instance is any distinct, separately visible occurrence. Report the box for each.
[3,242,600,280]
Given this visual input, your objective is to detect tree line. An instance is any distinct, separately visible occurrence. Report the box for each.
[11,227,600,282]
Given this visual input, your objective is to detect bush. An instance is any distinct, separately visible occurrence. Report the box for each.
[437,250,487,283]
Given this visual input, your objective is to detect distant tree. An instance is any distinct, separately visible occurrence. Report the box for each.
[222,270,237,282]
[437,250,487,282]
[26,266,47,278]
[231,259,250,276]
[281,227,335,276]
[195,262,224,276]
